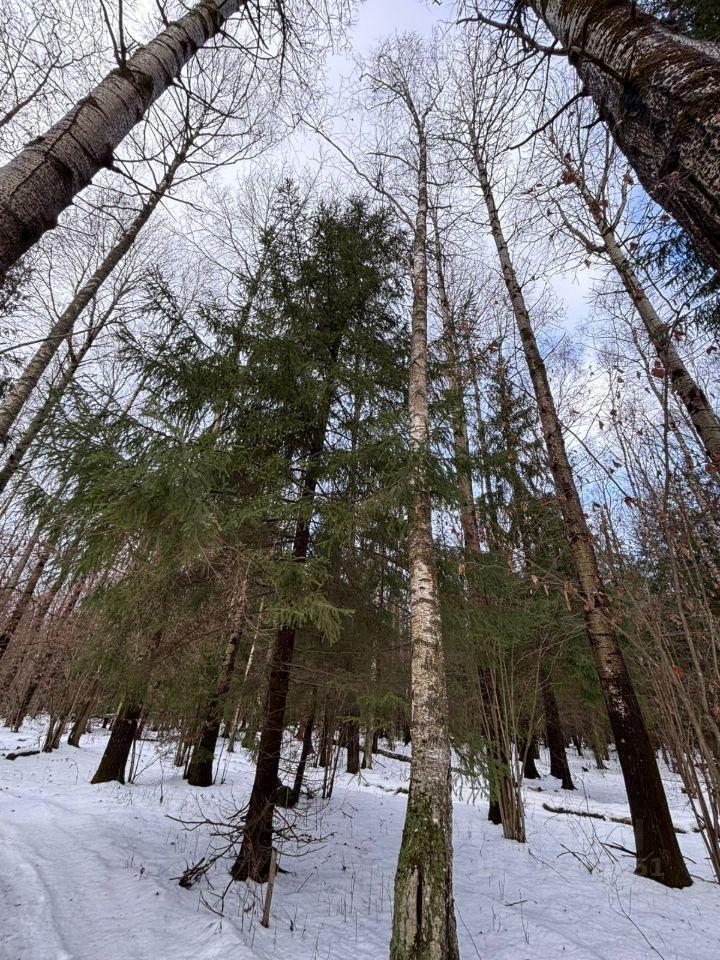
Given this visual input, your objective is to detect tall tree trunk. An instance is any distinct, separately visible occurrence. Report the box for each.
[569,161,720,471]
[541,676,575,790]
[390,132,460,960]
[526,0,720,271]
[0,143,191,445]
[90,702,142,785]
[474,145,691,887]
[0,0,247,277]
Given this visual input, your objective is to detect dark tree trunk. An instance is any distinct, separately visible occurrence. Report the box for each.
[68,677,99,747]
[230,306,344,884]
[474,145,691,888]
[11,681,37,732]
[90,702,142,785]
[572,735,583,757]
[230,624,297,882]
[187,627,243,788]
[345,720,360,774]
[521,736,541,780]
[186,719,221,787]
[290,703,316,807]
[542,678,575,790]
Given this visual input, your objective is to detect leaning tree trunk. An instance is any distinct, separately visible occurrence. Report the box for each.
[290,694,316,807]
[569,161,720,471]
[0,295,123,490]
[187,625,243,788]
[68,677,100,748]
[0,546,50,660]
[390,133,460,960]
[526,0,720,271]
[1,531,38,611]
[0,140,191,445]
[541,676,575,790]
[90,701,142,785]
[474,145,691,887]
[0,0,247,277]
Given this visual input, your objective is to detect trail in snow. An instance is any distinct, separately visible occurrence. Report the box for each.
[1,721,717,960]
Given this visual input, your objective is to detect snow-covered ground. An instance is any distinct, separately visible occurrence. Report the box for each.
[1,722,718,960]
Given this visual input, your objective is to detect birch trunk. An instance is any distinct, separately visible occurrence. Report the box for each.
[0,0,247,275]
[0,142,191,445]
[474,144,691,887]
[569,162,720,471]
[527,0,720,271]
[390,134,460,960]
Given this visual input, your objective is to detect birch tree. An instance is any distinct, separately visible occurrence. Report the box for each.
[337,37,461,959]
[0,43,274,446]
[0,0,347,277]
[460,0,720,272]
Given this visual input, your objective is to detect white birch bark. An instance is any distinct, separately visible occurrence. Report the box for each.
[567,162,720,471]
[0,139,192,445]
[391,124,460,960]
[527,0,720,270]
[0,0,246,274]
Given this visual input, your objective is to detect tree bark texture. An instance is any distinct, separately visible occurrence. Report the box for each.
[475,147,691,887]
[390,133,460,960]
[187,624,243,787]
[0,0,246,276]
[528,0,720,271]
[541,677,575,790]
[0,144,189,446]
[90,701,142,784]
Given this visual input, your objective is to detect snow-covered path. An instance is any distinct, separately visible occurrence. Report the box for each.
[1,722,718,960]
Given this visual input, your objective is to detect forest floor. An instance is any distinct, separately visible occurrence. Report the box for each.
[1,722,718,960]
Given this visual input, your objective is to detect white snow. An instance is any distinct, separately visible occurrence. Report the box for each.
[1,722,718,960]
